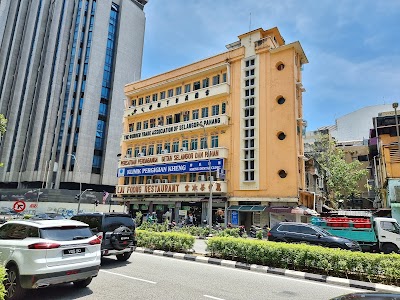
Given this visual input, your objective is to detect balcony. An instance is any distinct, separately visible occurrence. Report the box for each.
[124,83,230,117]
[119,147,228,167]
[122,115,229,142]
[116,181,228,196]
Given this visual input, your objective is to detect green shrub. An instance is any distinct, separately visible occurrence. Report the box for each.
[207,237,400,285]
[0,266,6,300]
[136,230,195,252]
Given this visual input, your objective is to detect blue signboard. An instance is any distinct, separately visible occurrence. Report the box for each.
[231,211,238,225]
[118,159,224,177]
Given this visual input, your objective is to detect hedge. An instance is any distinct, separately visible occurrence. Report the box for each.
[0,266,6,300]
[207,237,400,286]
[136,230,195,252]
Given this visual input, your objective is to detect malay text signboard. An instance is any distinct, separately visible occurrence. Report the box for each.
[118,159,223,177]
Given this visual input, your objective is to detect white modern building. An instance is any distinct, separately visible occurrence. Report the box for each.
[0,0,147,192]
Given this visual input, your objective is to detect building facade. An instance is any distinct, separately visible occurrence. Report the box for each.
[0,0,147,192]
[118,27,308,228]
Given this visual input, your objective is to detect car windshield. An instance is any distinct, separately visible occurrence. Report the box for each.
[40,226,93,241]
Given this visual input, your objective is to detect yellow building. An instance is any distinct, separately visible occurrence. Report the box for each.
[117,27,308,228]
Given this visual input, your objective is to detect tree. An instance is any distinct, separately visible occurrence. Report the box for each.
[311,134,368,207]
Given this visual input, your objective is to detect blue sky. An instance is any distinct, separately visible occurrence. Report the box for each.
[140,0,400,130]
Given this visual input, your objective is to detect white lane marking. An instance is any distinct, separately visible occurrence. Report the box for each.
[100,270,157,284]
[204,295,226,300]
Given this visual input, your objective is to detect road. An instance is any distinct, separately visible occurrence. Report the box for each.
[27,252,366,300]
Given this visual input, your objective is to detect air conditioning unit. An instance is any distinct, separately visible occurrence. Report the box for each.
[125,154,131,158]
[162,179,168,183]
[198,175,206,181]
[163,149,169,154]
[137,152,144,157]
[155,179,161,184]
[147,179,153,184]
[180,147,187,152]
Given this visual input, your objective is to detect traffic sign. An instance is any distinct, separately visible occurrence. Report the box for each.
[13,200,26,213]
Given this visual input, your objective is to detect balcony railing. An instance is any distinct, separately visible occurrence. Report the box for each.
[122,115,229,142]
[124,83,230,117]
[119,147,228,167]
[116,181,227,196]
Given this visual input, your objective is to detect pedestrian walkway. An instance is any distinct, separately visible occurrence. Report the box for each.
[192,238,208,254]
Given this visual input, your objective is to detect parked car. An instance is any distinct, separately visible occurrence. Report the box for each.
[31,213,67,220]
[331,292,400,299]
[268,222,361,251]
[0,219,101,300]
[71,212,136,261]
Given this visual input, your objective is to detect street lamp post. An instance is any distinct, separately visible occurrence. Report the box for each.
[198,123,213,233]
[393,103,400,156]
[68,154,82,212]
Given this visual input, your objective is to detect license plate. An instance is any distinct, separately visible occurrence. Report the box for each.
[120,237,130,240]
[63,247,85,256]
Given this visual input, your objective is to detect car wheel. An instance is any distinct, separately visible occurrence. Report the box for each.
[5,265,25,300]
[116,252,132,261]
[382,243,399,254]
[73,277,92,288]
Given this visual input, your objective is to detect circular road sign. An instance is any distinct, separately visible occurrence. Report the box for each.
[13,200,26,213]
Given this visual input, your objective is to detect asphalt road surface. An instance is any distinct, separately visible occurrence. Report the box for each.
[27,252,367,300]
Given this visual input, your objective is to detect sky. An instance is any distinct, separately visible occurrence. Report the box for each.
[140,0,400,131]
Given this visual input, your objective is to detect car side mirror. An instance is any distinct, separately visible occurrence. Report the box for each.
[317,234,322,238]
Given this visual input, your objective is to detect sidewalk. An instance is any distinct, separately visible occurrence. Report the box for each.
[192,238,208,254]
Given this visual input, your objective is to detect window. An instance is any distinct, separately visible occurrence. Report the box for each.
[126,148,132,157]
[245,129,255,138]
[193,81,200,91]
[245,69,255,77]
[202,107,209,118]
[145,96,150,103]
[380,221,400,234]
[136,122,142,131]
[191,138,198,150]
[132,99,137,107]
[176,86,182,95]
[189,173,197,182]
[244,139,254,148]
[174,113,181,123]
[184,84,191,93]
[222,73,227,83]
[160,91,166,100]
[182,139,188,150]
[276,62,285,71]
[141,146,146,156]
[134,147,140,157]
[40,226,93,241]
[158,116,164,126]
[143,120,149,129]
[124,177,130,185]
[245,78,255,86]
[150,118,156,128]
[245,98,255,106]
[166,115,173,125]
[211,135,219,148]
[245,108,255,117]
[172,141,179,152]
[171,175,177,183]
[212,105,219,116]
[245,88,255,97]
[244,171,255,181]
[152,93,158,102]
[138,177,144,184]
[168,89,173,98]
[212,75,220,85]
[0,224,27,239]
[138,97,143,105]
[128,123,134,132]
[156,143,162,154]
[245,119,255,127]
[245,59,255,67]
[202,78,209,88]
[299,226,318,235]
[200,137,207,149]
[183,111,190,121]
[221,102,226,114]
[148,145,154,155]
[192,109,199,120]
[180,174,187,182]
[164,142,170,153]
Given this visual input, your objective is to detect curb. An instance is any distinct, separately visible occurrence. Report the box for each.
[134,247,400,293]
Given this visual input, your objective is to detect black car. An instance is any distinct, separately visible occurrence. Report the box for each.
[268,222,361,251]
[71,212,136,261]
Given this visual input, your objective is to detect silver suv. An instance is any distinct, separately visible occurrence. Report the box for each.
[0,219,101,300]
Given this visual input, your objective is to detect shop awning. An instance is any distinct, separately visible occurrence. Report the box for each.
[227,205,267,211]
